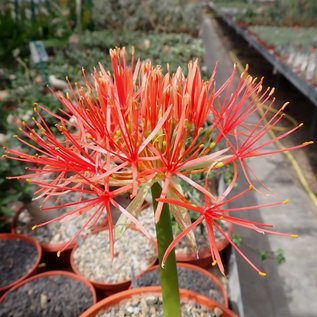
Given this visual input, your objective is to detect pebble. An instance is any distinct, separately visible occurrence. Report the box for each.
[97,294,222,317]
[16,193,104,246]
[73,229,157,283]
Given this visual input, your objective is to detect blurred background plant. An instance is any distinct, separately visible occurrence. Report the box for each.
[0,0,205,232]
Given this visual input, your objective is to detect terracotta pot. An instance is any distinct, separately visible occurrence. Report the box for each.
[0,233,42,295]
[134,262,229,307]
[176,222,233,268]
[70,230,158,296]
[80,286,237,317]
[0,270,97,314]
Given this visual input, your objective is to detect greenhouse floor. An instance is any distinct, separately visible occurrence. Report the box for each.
[201,16,317,317]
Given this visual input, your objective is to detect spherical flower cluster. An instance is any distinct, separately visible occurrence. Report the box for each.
[4,48,310,275]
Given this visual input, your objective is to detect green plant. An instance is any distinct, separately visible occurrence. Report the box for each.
[0,139,32,232]
[92,0,204,35]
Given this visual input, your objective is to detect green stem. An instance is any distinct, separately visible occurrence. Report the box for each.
[151,182,181,317]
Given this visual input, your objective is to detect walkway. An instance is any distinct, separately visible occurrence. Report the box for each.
[201,16,317,317]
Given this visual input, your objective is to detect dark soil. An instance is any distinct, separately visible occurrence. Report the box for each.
[0,274,94,317]
[136,266,225,305]
[0,238,38,289]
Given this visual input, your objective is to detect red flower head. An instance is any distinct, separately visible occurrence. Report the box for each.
[4,48,310,274]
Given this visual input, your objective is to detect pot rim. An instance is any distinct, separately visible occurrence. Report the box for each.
[80,286,237,317]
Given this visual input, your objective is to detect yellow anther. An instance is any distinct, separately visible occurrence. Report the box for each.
[57,251,61,257]
[215,162,224,169]
[299,123,304,127]
[32,225,37,230]
[212,260,217,266]
[13,135,18,138]
[257,85,263,93]
[283,199,289,205]
[26,179,32,183]
[209,142,216,150]
[303,141,314,145]
[65,76,69,81]
[269,87,275,96]
[219,216,224,220]
[290,234,298,238]
[249,185,254,190]
[199,144,204,148]
[258,271,267,277]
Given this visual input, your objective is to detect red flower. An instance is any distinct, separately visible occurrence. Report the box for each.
[3,48,309,275]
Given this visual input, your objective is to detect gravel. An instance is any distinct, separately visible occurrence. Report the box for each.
[96,294,224,317]
[72,229,157,283]
[15,194,104,246]
[0,238,38,289]
[0,274,94,317]
[135,266,225,304]
[16,208,85,245]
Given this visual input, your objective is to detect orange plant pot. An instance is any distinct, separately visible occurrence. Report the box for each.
[80,286,238,317]
[134,262,229,308]
[70,236,158,297]
[11,208,74,268]
[0,270,97,311]
[0,233,42,295]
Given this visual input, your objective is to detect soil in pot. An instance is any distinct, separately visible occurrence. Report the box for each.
[0,271,96,317]
[0,234,41,293]
[135,265,226,306]
[71,229,157,290]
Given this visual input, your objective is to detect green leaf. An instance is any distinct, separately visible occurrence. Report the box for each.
[231,233,242,247]
[275,248,286,264]
[0,206,15,217]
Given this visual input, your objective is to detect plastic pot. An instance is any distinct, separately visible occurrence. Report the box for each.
[70,229,157,297]
[0,233,42,295]
[0,270,97,316]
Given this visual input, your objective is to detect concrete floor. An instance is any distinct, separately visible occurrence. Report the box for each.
[201,16,317,317]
